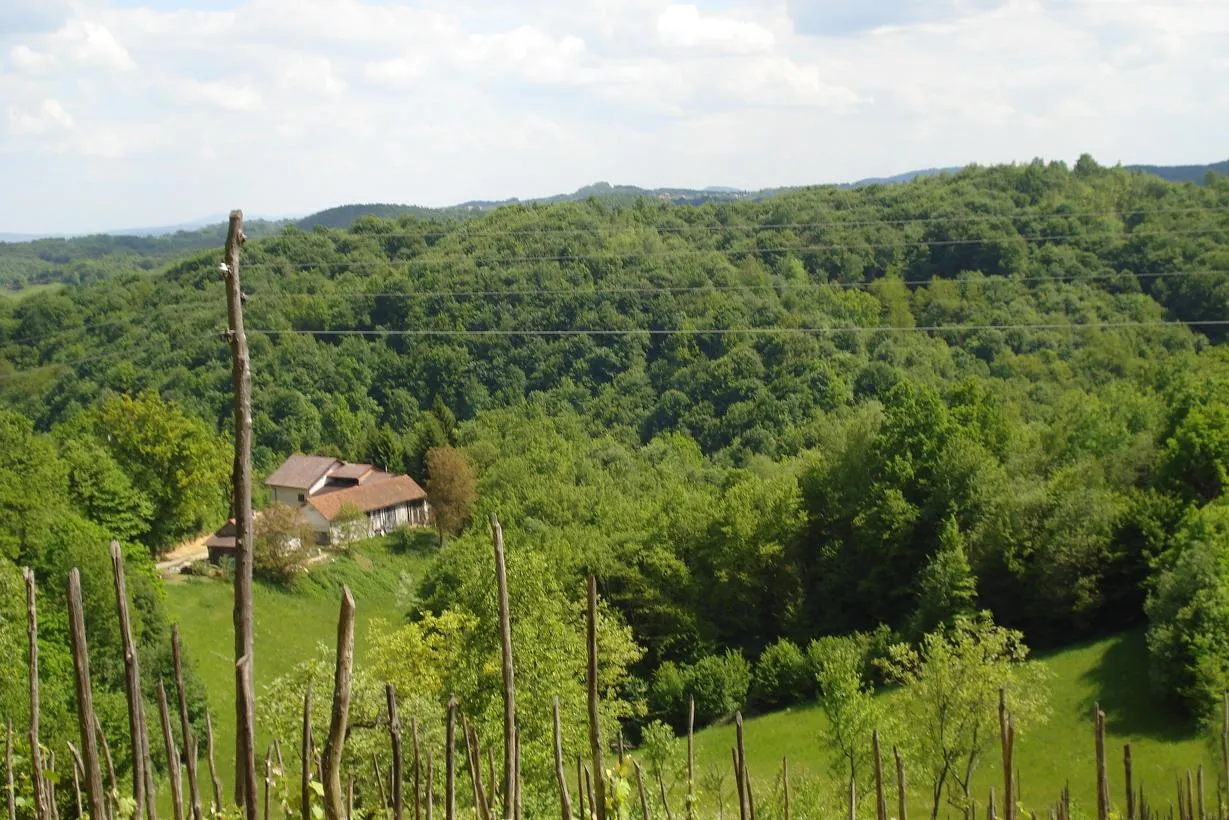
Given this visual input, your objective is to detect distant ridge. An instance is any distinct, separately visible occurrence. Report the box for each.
[1124,159,1229,184]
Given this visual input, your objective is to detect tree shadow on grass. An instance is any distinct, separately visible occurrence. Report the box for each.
[1077,629,1197,741]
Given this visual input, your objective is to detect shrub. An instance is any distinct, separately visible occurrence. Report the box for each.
[752,638,813,709]
[648,660,687,727]
[688,650,752,726]
[254,503,314,587]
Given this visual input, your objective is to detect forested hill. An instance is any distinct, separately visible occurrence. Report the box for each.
[3,157,1229,725]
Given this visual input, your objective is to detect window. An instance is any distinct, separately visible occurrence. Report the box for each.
[298,493,305,503]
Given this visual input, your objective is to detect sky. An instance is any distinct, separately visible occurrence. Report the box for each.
[1,0,1227,234]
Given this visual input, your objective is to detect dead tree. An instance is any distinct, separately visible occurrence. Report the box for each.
[223,209,258,816]
[321,587,356,820]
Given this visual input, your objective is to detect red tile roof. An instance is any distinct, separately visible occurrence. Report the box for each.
[307,474,427,521]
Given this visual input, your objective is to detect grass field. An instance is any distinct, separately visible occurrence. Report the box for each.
[687,631,1212,817]
[163,532,437,801]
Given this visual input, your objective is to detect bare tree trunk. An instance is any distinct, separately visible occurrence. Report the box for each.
[486,747,497,811]
[633,761,649,820]
[584,767,596,820]
[687,698,696,820]
[491,516,517,820]
[157,681,186,820]
[387,685,404,820]
[24,570,46,820]
[172,628,203,820]
[205,710,223,815]
[223,209,258,817]
[552,697,572,820]
[68,568,108,820]
[586,576,606,820]
[322,587,355,820]
[301,685,313,820]
[577,756,586,820]
[446,697,457,820]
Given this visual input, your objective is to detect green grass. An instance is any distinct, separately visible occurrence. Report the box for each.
[163,532,438,800]
[686,630,1211,817]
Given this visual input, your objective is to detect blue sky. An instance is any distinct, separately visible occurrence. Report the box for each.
[1,0,1227,233]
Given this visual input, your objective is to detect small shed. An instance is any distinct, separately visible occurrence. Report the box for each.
[206,519,237,565]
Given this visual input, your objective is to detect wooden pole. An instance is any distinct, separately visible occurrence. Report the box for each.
[462,717,489,820]
[491,515,516,820]
[157,681,186,820]
[68,568,108,820]
[205,709,223,814]
[486,747,497,810]
[372,750,389,813]
[223,208,257,816]
[321,587,355,820]
[446,696,457,820]
[895,746,907,820]
[585,766,597,820]
[1095,705,1109,820]
[633,760,649,820]
[110,543,153,820]
[733,748,746,820]
[873,730,887,820]
[1222,695,1228,820]
[67,743,83,819]
[552,697,572,820]
[782,757,790,820]
[687,698,696,820]
[301,685,313,820]
[735,715,750,820]
[426,751,434,820]
[387,685,404,820]
[263,749,272,820]
[172,627,203,820]
[1001,690,1014,820]
[586,575,606,820]
[1199,767,1206,820]
[412,717,422,820]
[577,756,586,820]
[5,720,14,820]
[96,714,119,817]
[513,727,522,820]
[1126,744,1135,820]
[24,569,46,820]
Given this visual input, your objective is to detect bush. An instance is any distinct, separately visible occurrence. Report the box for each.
[647,650,753,729]
[752,638,813,709]
[648,660,687,727]
[254,503,314,587]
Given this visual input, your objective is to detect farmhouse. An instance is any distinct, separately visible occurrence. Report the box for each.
[264,454,430,544]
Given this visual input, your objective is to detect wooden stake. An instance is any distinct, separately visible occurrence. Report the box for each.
[387,685,404,820]
[513,728,522,820]
[586,575,606,820]
[1095,705,1109,820]
[205,709,223,814]
[1126,744,1135,820]
[157,681,185,820]
[687,698,696,820]
[223,208,257,816]
[24,569,46,820]
[372,750,389,812]
[733,748,746,820]
[68,568,108,820]
[263,748,271,820]
[412,717,422,820]
[552,697,572,820]
[172,628,203,820]
[486,747,497,809]
[4,720,14,820]
[491,515,517,820]
[657,763,673,820]
[321,586,355,820]
[782,757,790,820]
[446,696,457,820]
[67,742,83,819]
[109,545,153,820]
[301,685,313,820]
[873,730,887,820]
[894,746,907,820]
[633,760,649,820]
[577,756,586,820]
[735,715,749,820]
[461,717,489,820]
[1222,695,1228,820]
[425,751,434,820]
[1001,690,1014,820]
[1200,766,1207,820]
[95,714,118,817]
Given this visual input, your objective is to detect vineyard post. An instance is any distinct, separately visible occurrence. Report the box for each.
[300,685,312,820]
[732,747,746,820]
[263,749,272,820]
[990,786,998,820]
[894,746,907,820]
[67,743,83,818]
[1200,765,1207,820]
[486,748,496,809]
[371,751,389,812]
[1188,770,1196,820]
[412,717,422,820]
[491,515,516,820]
[68,568,108,820]
[576,756,586,820]
[687,698,696,820]
[173,627,204,820]
[5,720,13,820]
[24,569,45,820]
[321,586,355,820]
[586,575,606,820]
[461,717,489,820]
[96,714,119,815]
[1095,704,1109,820]
[205,710,223,813]
[156,681,185,820]
[512,728,522,820]
[387,685,404,820]
[633,760,649,820]
[735,713,750,820]
[873,730,887,820]
[1125,744,1135,820]
[223,208,257,816]
[446,696,457,820]
[1001,689,1014,820]
[782,757,790,820]
[111,542,155,820]
[658,762,673,820]
[552,697,572,820]
[426,751,434,820]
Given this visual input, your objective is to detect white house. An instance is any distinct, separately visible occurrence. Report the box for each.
[264,454,431,545]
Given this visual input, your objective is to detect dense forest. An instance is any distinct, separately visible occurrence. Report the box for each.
[2,157,1229,808]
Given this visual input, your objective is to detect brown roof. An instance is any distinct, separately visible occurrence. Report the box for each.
[265,455,341,489]
[330,463,374,481]
[206,519,237,551]
[307,474,427,521]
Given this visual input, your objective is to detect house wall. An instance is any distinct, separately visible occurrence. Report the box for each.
[270,485,306,507]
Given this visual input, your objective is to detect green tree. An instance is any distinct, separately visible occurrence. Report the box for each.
[426,446,477,546]
[908,515,977,639]
[253,503,314,586]
[881,613,1050,819]
[813,634,883,816]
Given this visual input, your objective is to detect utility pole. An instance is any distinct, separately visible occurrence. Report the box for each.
[223,210,257,819]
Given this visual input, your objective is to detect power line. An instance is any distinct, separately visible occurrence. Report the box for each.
[282,205,1229,241]
[239,226,1229,272]
[245,269,1226,303]
[244,318,1229,338]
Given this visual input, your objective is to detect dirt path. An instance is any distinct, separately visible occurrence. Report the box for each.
[157,532,210,574]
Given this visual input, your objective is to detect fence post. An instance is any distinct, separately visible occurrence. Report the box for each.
[23,569,46,820]
[173,627,203,820]
[67,568,108,820]
[491,515,516,820]
[552,697,572,820]
[586,575,606,820]
[321,587,355,820]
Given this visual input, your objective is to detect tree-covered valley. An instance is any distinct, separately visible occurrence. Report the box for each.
[2,156,1229,816]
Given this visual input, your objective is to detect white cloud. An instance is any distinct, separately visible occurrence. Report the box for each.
[656,4,776,53]
[9,19,135,74]
[166,78,263,112]
[7,99,74,136]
